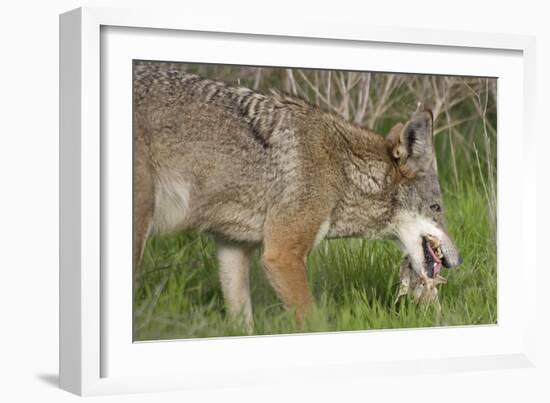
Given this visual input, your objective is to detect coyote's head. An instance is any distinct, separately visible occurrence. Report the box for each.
[386,109,462,278]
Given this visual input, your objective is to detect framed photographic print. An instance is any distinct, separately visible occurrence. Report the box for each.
[60,6,537,396]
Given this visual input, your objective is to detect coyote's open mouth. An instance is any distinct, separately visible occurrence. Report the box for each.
[422,235,444,278]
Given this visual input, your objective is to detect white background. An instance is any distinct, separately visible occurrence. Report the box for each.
[1,0,548,402]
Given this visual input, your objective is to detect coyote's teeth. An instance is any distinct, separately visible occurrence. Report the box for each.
[426,235,443,259]
[425,234,440,247]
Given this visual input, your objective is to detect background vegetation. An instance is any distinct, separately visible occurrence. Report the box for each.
[133,62,497,340]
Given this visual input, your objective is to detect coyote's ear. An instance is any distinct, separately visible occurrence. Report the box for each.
[386,110,434,178]
[386,122,404,159]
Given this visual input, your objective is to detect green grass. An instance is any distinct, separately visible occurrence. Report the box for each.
[133,180,496,341]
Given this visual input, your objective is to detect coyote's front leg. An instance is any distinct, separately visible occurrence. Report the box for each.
[261,211,330,325]
[216,240,254,333]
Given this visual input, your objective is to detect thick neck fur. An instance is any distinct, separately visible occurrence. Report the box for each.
[326,117,402,240]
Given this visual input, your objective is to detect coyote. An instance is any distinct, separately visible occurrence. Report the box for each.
[133,63,462,329]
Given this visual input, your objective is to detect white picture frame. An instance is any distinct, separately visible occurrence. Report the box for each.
[59,6,537,396]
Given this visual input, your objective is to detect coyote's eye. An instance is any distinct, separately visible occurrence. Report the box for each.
[430,203,441,212]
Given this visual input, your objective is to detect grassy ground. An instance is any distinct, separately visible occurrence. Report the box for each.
[134,180,496,341]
